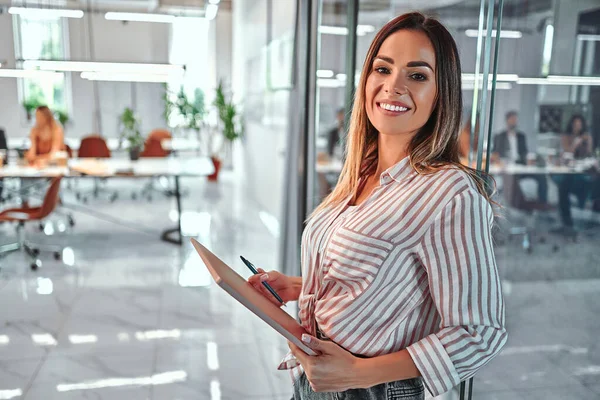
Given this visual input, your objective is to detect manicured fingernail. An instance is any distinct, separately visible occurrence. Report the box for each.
[302,334,311,343]
[260,274,269,281]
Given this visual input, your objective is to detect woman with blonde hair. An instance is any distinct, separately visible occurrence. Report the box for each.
[249,12,506,399]
[26,105,65,165]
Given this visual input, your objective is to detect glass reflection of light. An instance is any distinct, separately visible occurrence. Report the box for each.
[0,335,9,345]
[259,211,280,238]
[210,379,221,400]
[0,388,22,400]
[135,329,181,341]
[43,223,55,236]
[36,277,53,295]
[178,253,212,287]
[57,222,67,232]
[62,247,75,266]
[181,211,211,236]
[207,342,219,370]
[68,334,98,344]
[56,370,187,392]
[31,334,57,346]
[117,333,130,342]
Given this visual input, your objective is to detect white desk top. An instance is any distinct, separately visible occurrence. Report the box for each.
[0,157,214,178]
[315,158,599,176]
[8,137,201,153]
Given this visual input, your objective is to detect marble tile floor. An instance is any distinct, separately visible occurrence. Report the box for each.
[0,171,599,399]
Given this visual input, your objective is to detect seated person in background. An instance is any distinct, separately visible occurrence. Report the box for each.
[561,114,593,159]
[317,108,346,200]
[555,114,596,230]
[0,128,6,201]
[458,116,479,165]
[326,107,345,158]
[25,106,65,166]
[491,110,549,206]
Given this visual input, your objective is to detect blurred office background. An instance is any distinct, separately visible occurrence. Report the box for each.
[0,0,599,399]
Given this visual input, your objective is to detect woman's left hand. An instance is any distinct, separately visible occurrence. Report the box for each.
[288,334,364,392]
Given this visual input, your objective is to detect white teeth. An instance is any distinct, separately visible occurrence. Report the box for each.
[380,103,408,112]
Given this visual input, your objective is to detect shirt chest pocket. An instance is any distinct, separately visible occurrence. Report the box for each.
[322,226,394,298]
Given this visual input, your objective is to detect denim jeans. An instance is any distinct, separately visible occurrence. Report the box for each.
[291,372,425,400]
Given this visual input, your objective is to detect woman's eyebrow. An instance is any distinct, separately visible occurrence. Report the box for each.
[407,61,434,70]
[374,56,434,71]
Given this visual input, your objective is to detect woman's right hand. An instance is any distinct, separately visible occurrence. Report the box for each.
[247,269,301,307]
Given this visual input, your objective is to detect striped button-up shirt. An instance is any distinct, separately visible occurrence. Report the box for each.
[278,157,507,396]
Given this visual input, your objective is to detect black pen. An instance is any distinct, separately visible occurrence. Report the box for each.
[240,256,286,307]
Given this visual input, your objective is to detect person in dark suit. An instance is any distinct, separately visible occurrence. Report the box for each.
[326,108,345,157]
[0,128,7,201]
[492,111,548,204]
[492,113,528,164]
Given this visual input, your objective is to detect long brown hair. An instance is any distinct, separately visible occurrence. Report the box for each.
[35,106,58,130]
[312,12,493,217]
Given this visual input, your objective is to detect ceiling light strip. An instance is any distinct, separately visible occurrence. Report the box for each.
[8,6,84,19]
[22,60,184,75]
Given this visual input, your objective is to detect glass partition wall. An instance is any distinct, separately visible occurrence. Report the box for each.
[281,0,599,397]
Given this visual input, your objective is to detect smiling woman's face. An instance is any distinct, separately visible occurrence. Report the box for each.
[365,29,438,139]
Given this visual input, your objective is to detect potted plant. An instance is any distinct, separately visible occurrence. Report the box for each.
[55,109,70,128]
[209,81,243,181]
[22,97,43,121]
[119,107,144,160]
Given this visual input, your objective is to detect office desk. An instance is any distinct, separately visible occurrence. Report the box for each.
[488,161,598,176]
[0,157,214,245]
[8,137,201,154]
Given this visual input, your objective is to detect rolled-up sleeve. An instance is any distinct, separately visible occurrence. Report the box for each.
[406,189,507,397]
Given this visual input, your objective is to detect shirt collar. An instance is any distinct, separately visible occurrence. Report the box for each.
[379,156,416,186]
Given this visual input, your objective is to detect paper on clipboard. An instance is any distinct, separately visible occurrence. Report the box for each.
[190,238,317,356]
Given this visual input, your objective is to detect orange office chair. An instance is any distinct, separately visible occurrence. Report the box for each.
[140,138,169,158]
[0,177,66,270]
[133,130,175,201]
[75,135,117,203]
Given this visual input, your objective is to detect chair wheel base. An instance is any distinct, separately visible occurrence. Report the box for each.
[54,252,61,260]
[31,260,41,270]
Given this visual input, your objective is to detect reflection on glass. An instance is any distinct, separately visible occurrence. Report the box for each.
[62,247,75,266]
[36,277,53,295]
[31,333,57,346]
[68,334,98,344]
[0,335,9,345]
[43,222,55,236]
[207,341,219,371]
[56,370,187,392]
[135,329,181,341]
[0,388,22,400]
[259,211,280,238]
[179,252,212,287]
[210,379,221,400]
[117,333,130,342]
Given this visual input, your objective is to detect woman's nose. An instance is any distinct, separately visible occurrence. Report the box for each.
[384,75,407,95]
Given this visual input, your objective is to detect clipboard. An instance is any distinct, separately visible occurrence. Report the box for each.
[190,238,317,356]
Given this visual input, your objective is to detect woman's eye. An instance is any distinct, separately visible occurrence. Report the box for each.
[375,66,390,74]
[411,73,427,81]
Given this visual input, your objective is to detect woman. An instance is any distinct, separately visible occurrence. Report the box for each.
[561,114,593,159]
[249,12,506,399]
[555,114,595,230]
[25,106,65,165]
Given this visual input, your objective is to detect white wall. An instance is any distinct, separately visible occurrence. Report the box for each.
[68,15,169,138]
[0,12,179,141]
[542,0,600,103]
[232,0,293,223]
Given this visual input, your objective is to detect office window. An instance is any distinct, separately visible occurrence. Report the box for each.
[14,14,69,112]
